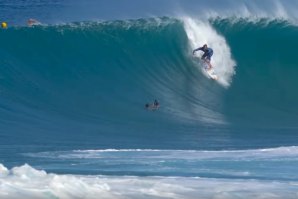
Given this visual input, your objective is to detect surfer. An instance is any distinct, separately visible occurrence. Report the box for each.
[145,100,160,111]
[193,44,213,70]
[27,18,40,26]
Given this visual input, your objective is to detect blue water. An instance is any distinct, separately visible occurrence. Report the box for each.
[1,1,298,198]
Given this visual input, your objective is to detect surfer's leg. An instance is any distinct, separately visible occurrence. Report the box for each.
[208,63,212,70]
[205,58,212,70]
[206,55,213,69]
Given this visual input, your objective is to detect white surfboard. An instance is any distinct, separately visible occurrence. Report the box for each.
[201,61,218,80]
[205,68,218,80]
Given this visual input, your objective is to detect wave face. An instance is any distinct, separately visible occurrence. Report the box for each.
[212,18,298,126]
[0,16,298,164]
[1,17,298,152]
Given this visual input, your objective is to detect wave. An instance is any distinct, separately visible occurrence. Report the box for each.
[0,17,233,128]
[1,15,298,198]
[0,16,298,150]
[27,146,298,158]
[22,146,298,181]
[0,163,298,199]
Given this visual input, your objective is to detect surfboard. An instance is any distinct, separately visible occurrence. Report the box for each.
[205,68,218,80]
[201,61,218,80]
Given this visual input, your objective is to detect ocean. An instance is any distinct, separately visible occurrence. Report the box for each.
[1,1,298,198]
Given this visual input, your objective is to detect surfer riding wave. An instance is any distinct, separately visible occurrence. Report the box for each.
[193,44,213,70]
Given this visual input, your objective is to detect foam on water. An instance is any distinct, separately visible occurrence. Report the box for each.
[26,146,298,159]
[182,17,236,87]
[20,146,298,181]
[0,163,298,199]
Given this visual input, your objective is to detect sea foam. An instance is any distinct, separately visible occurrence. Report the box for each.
[0,163,298,199]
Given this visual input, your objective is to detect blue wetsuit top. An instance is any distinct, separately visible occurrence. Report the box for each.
[194,47,213,61]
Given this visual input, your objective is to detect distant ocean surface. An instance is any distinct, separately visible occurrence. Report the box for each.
[1,0,298,198]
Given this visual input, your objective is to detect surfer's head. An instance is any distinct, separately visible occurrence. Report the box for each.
[203,44,207,49]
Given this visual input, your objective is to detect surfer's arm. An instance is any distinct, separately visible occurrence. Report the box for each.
[192,47,203,54]
[201,53,208,60]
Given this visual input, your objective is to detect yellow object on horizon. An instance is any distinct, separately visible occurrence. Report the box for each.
[1,22,7,29]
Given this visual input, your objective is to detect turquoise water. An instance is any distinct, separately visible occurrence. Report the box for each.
[1,14,298,198]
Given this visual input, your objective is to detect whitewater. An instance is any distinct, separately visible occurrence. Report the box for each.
[1,0,298,198]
